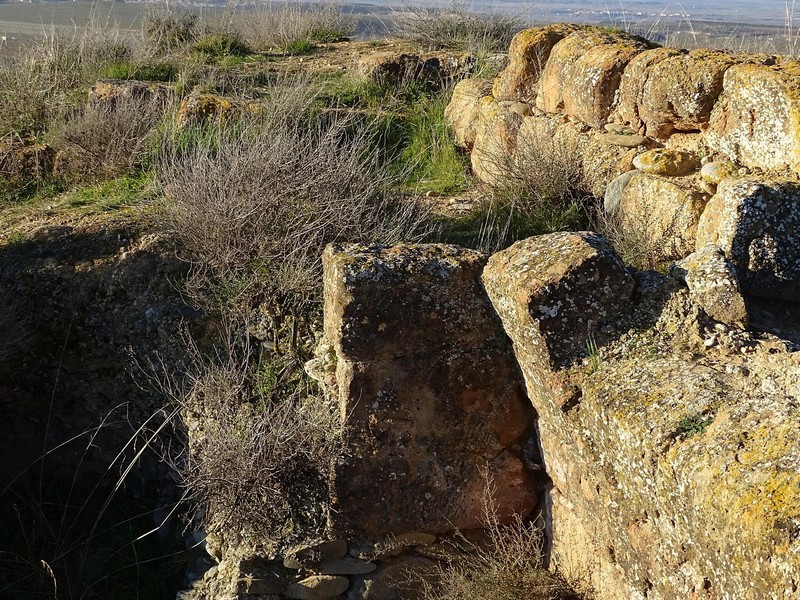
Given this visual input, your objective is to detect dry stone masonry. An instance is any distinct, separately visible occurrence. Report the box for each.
[446,25,800,300]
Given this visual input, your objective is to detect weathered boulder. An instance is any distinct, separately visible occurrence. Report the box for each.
[536,31,650,128]
[632,148,701,176]
[88,79,172,110]
[322,243,536,538]
[617,49,738,138]
[613,47,679,132]
[700,159,737,185]
[444,78,493,149]
[695,177,800,302]
[493,23,583,103]
[358,51,476,89]
[617,172,708,260]
[671,244,748,327]
[471,96,523,185]
[177,89,260,127]
[706,60,800,174]
[482,232,635,370]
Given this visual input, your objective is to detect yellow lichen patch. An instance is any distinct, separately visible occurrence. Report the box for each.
[738,422,799,466]
[729,469,800,549]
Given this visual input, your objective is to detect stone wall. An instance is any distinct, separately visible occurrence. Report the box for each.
[446,25,800,301]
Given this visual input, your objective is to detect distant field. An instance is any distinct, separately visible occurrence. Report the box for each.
[0,0,795,56]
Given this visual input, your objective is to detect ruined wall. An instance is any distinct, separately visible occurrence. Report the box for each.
[446,25,800,301]
[315,236,800,600]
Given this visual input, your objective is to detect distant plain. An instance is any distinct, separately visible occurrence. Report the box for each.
[0,0,797,54]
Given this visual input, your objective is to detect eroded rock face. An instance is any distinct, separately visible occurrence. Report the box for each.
[706,61,800,174]
[695,178,800,302]
[536,31,650,128]
[322,243,537,539]
[484,236,800,598]
[493,24,583,103]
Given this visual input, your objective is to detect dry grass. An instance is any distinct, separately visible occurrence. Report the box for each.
[235,1,355,52]
[469,119,589,253]
[142,6,199,56]
[418,486,588,600]
[393,1,524,53]
[0,8,142,138]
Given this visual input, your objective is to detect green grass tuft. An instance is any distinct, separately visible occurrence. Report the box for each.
[396,94,471,196]
[192,32,252,60]
[102,61,177,82]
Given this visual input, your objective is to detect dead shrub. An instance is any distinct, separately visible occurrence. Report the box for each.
[169,324,340,545]
[473,120,589,253]
[156,77,431,317]
[59,93,168,177]
[594,200,685,272]
[418,485,588,600]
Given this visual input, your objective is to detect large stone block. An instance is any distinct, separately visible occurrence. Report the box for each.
[470,96,523,185]
[613,47,679,132]
[705,61,800,174]
[323,244,500,361]
[617,49,738,138]
[323,244,536,538]
[493,23,583,103]
[482,232,635,371]
[696,177,800,302]
[618,172,708,261]
[536,31,649,129]
[484,237,800,598]
[444,78,493,149]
